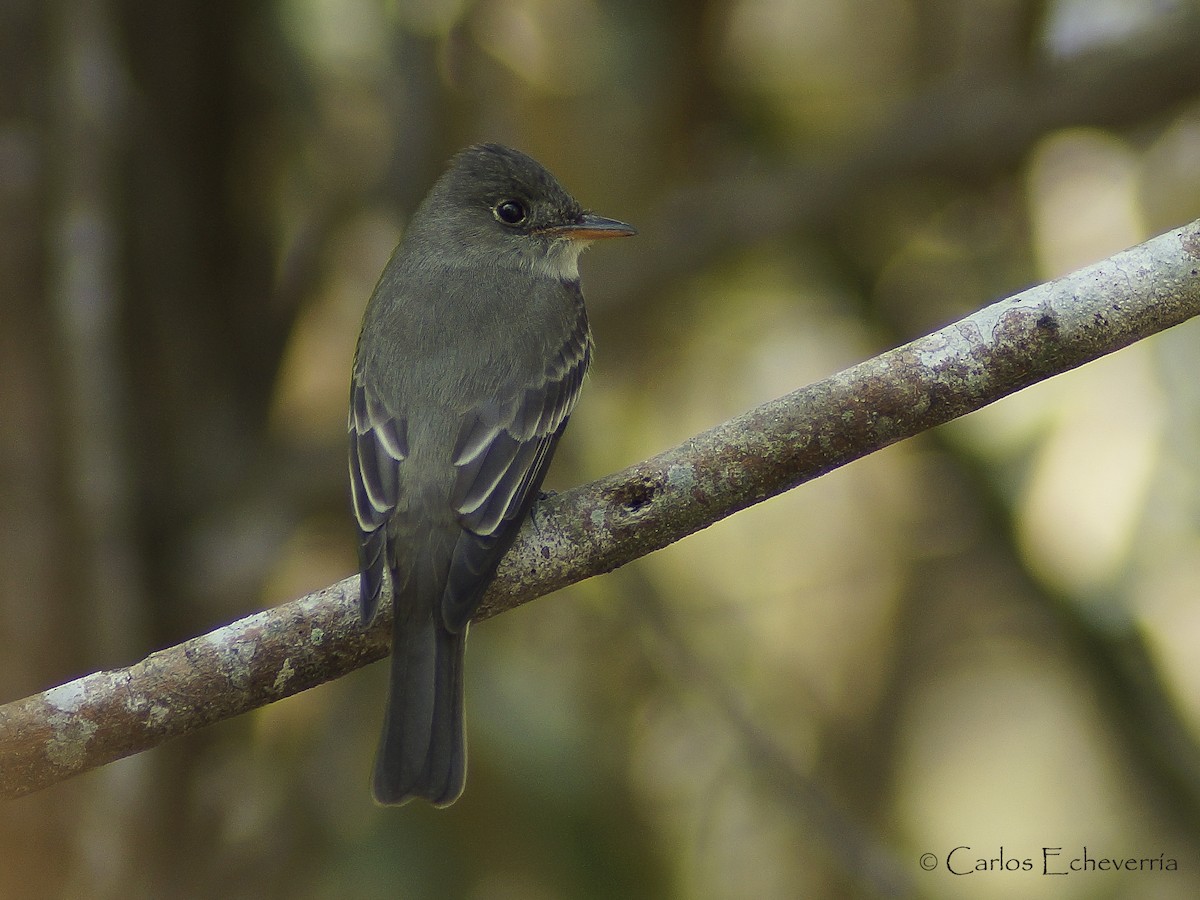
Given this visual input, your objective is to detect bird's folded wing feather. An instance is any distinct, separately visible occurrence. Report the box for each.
[349,373,408,623]
[443,321,591,631]
[348,318,590,632]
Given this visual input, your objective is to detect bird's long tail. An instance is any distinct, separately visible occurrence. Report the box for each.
[372,545,466,807]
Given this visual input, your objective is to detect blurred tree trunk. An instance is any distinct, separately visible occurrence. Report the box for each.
[2,3,291,897]
[0,3,79,897]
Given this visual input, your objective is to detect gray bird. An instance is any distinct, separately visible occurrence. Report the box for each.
[349,143,635,806]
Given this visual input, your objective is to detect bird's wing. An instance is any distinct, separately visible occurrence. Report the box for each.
[349,370,409,623]
[442,319,591,632]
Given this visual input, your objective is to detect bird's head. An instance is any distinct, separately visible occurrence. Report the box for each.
[410,143,636,281]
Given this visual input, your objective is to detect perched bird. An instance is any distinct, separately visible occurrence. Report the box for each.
[348,143,636,805]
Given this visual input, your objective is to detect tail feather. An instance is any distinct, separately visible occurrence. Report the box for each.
[372,545,467,807]
[422,621,466,796]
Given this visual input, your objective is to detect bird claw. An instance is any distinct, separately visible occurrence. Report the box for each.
[530,489,558,533]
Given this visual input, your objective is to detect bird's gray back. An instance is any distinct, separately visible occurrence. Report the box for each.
[357,256,584,421]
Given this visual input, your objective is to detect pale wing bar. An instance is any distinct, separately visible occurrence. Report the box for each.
[350,372,409,622]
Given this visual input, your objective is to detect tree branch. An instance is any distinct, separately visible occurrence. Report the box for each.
[3,219,1198,801]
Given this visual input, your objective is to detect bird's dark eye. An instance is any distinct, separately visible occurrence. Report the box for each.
[493,200,527,225]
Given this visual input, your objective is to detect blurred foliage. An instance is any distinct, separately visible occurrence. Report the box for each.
[4,0,1200,897]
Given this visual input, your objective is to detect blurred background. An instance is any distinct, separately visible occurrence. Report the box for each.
[3,0,1200,897]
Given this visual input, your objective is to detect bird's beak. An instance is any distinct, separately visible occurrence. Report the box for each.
[542,213,637,241]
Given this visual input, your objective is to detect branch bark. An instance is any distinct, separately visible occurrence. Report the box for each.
[3,219,1199,801]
